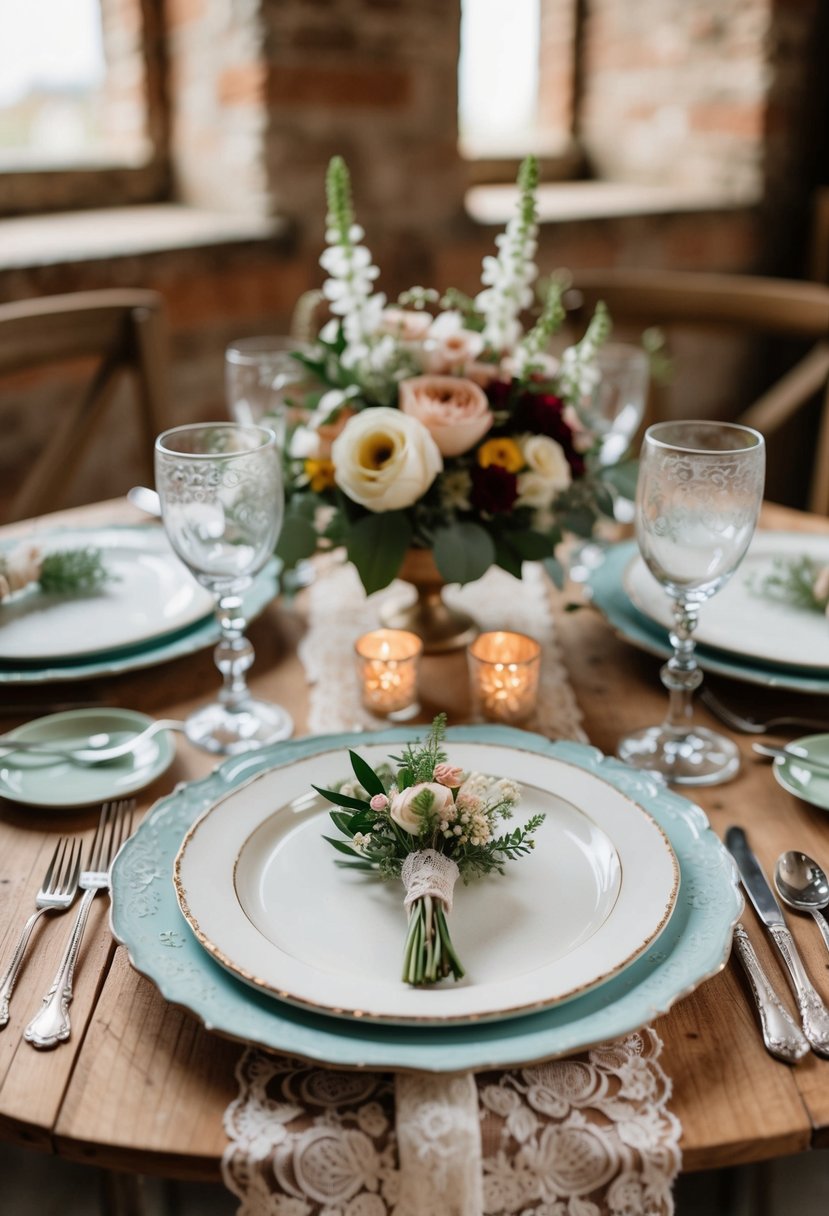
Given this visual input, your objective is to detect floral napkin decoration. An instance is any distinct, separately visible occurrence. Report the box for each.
[316,716,544,986]
[0,543,110,603]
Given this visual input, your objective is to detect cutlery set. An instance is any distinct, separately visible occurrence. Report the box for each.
[726,827,829,1063]
[0,799,134,1049]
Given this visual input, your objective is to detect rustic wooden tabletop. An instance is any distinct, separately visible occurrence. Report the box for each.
[1,499,828,1180]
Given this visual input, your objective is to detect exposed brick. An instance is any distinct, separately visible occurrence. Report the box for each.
[268,64,412,108]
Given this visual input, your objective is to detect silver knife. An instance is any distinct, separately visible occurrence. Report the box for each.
[731,924,809,1062]
[726,825,829,1056]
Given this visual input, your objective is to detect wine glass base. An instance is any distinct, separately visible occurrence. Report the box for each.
[617,724,740,787]
[185,699,294,755]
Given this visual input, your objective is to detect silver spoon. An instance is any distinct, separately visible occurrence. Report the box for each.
[775,851,829,952]
[0,719,184,766]
[753,742,829,776]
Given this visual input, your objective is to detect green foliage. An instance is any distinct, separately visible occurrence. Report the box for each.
[750,555,826,612]
[275,514,319,568]
[37,549,112,595]
[600,459,639,503]
[346,511,412,595]
[325,156,354,244]
[432,522,496,586]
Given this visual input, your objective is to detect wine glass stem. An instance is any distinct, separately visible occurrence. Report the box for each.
[660,597,702,733]
[214,592,255,710]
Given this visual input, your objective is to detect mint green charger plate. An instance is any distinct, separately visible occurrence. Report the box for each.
[110,726,741,1072]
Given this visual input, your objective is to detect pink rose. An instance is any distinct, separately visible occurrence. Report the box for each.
[433,763,464,788]
[399,375,494,458]
[376,307,432,343]
[390,782,454,835]
[369,793,389,812]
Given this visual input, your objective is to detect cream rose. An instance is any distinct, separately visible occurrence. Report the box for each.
[399,375,494,457]
[331,407,442,512]
[0,543,43,601]
[390,782,455,835]
[516,433,572,509]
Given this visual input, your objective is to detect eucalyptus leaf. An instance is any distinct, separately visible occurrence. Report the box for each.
[601,459,639,502]
[329,810,355,836]
[433,522,495,585]
[346,512,412,594]
[276,514,318,567]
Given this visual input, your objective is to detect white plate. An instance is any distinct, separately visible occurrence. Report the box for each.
[174,741,679,1025]
[0,526,214,661]
[624,531,829,671]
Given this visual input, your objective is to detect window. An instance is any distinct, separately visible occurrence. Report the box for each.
[459,0,542,158]
[0,0,110,169]
[0,0,166,214]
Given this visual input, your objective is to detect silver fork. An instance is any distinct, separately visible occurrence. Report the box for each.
[700,687,829,736]
[0,837,82,1029]
[24,800,135,1050]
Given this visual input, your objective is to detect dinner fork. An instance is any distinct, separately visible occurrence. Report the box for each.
[700,687,829,736]
[0,837,82,1029]
[24,800,135,1050]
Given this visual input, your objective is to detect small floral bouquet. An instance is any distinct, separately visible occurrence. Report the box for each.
[751,554,829,616]
[0,543,111,603]
[316,716,544,986]
[276,155,638,594]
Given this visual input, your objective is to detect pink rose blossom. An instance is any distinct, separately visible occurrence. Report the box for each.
[399,375,494,457]
[369,793,389,812]
[433,763,464,788]
[376,307,432,343]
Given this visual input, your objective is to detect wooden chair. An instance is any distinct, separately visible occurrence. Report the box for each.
[565,269,829,512]
[0,289,170,522]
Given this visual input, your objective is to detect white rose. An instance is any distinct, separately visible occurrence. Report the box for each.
[390,782,455,835]
[516,434,572,508]
[331,407,442,512]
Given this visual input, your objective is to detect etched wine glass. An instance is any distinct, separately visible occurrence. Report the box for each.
[617,420,765,785]
[569,343,650,580]
[154,422,293,754]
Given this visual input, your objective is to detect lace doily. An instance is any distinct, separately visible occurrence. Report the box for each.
[401,849,459,913]
[297,556,587,745]
[222,557,682,1215]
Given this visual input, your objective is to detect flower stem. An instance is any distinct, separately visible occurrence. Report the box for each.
[401,895,465,986]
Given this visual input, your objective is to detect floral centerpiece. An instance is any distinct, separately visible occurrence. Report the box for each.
[275,156,636,596]
[316,715,544,986]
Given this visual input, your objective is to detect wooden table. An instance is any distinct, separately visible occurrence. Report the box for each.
[2,498,829,1181]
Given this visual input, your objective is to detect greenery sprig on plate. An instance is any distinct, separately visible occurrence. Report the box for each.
[0,543,112,603]
[750,554,829,615]
[315,715,544,986]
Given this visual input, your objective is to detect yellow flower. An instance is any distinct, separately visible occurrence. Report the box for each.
[477,437,524,473]
[305,457,336,492]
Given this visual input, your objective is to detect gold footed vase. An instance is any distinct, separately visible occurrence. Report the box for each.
[379,549,479,654]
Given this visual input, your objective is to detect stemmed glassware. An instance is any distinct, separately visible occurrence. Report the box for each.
[154,422,293,754]
[617,420,765,785]
[569,343,650,580]
[225,336,308,447]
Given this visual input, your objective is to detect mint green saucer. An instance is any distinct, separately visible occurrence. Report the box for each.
[773,734,829,809]
[0,708,176,809]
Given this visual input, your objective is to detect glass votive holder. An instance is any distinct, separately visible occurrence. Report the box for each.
[468,631,542,725]
[355,629,423,721]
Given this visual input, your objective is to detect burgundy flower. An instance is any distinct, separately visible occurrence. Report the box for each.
[470,464,518,515]
[512,391,585,476]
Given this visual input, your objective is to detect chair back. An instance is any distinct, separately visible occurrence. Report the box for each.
[0,289,170,522]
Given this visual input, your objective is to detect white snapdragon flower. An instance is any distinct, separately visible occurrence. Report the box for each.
[475,164,539,353]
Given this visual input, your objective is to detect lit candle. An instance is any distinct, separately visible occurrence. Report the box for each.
[355,629,423,721]
[468,631,541,725]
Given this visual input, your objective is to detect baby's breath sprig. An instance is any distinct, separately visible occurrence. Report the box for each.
[316,717,545,986]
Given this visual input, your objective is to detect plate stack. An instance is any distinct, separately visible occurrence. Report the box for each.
[111,728,741,1072]
[589,533,829,695]
[0,525,278,685]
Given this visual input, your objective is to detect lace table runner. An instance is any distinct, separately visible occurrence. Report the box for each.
[222,559,681,1215]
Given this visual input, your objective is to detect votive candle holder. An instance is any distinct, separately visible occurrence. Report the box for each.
[468,631,542,725]
[355,629,423,721]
